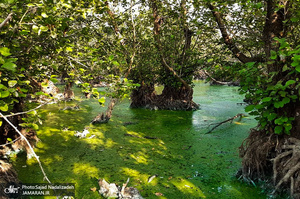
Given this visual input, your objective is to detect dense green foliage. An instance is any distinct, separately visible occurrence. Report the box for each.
[1,0,300,134]
[242,41,300,135]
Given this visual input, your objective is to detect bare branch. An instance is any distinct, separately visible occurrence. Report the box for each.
[206,113,246,134]
[0,13,13,29]
[0,137,21,147]
[207,4,264,63]
[0,112,51,184]
[68,56,89,68]
[0,103,45,118]
[150,0,191,90]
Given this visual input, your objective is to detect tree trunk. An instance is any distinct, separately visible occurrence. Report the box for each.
[130,82,156,109]
[63,82,74,100]
[92,98,117,124]
[156,85,199,110]
[134,0,199,111]
[207,3,264,63]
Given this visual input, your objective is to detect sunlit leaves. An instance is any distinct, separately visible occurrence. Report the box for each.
[8,80,17,87]
[98,97,106,106]
[1,62,17,72]
[0,47,11,56]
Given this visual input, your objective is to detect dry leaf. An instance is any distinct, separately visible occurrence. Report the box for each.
[155,192,163,196]
[90,187,97,192]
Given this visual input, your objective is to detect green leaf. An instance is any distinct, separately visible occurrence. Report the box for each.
[282,64,288,72]
[274,101,283,108]
[35,91,46,96]
[66,47,73,52]
[112,61,119,66]
[50,78,58,84]
[291,17,299,22]
[108,55,114,61]
[1,62,17,72]
[282,97,290,105]
[0,104,8,111]
[270,50,277,60]
[32,25,39,33]
[7,138,12,142]
[40,25,48,32]
[245,62,255,67]
[0,47,11,56]
[0,91,9,98]
[8,80,17,87]
[285,80,296,87]
[41,12,48,18]
[267,113,277,121]
[245,104,255,112]
[296,65,300,72]
[207,58,213,63]
[274,126,283,134]
[0,119,2,127]
[31,123,39,130]
[98,97,106,105]
[0,84,7,89]
[261,97,272,102]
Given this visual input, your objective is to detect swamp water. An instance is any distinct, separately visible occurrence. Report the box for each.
[13,81,268,198]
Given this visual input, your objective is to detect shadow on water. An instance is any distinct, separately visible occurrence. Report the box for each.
[13,81,268,198]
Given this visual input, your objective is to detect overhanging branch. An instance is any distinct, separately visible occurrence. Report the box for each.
[207,4,264,63]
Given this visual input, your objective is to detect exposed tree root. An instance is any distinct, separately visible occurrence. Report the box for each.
[63,82,74,100]
[92,98,117,124]
[239,129,279,180]
[130,84,199,111]
[272,137,300,197]
[239,128,300,198]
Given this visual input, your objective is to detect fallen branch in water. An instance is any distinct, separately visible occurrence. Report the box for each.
[206,113,246,134]
[204,70,239,86]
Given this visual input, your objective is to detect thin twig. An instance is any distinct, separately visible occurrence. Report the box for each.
[0,13,13,29]
[0,112,51,184]
[206,113,245,134]
[0,103,45,118]
[68,56,89,68]
[0,137,21,147]
[19,9,30,25]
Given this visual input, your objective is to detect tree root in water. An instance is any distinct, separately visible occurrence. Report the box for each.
[91,99,116,124]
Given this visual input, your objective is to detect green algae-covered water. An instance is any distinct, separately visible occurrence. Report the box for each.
[13,81,268,198]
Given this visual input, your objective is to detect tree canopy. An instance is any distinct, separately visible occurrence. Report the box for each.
[1,0,300,197]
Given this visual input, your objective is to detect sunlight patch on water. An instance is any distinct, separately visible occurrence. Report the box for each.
[171,178,206,198]
[73,163,99,176]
